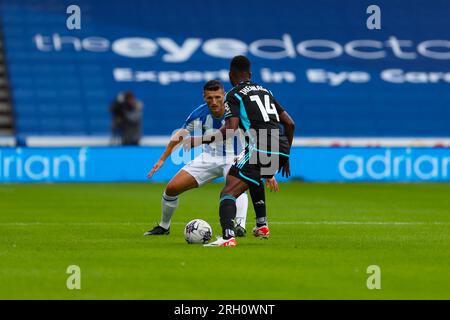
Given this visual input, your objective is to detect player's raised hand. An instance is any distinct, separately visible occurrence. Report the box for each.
[280,159,291,178]
[147,159,164,178]
[265,177,279,192]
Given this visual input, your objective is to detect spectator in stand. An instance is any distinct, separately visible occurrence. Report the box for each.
[109,91,143,146]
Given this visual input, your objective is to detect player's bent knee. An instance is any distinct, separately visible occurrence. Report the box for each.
[220,188,238,199]
[220,193,237,203]
[219,188,230,198]
[165,183,181,197]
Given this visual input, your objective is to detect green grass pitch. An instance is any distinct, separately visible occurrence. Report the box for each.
[0,182,449,299]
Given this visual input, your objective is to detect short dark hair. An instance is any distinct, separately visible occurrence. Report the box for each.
[203,80,224,91]
[123,91,134,101]
[230,55,251,73]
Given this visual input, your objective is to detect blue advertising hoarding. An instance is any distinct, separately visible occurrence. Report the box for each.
[0,147,449,183]
[1,0,449,137]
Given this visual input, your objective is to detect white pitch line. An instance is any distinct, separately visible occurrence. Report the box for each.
[0,221,450,226]
[268,221,450,225]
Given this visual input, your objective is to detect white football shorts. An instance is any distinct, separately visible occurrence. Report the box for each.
[181,152,236,186]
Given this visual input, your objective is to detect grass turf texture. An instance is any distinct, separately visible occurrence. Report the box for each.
[0,182,449,299]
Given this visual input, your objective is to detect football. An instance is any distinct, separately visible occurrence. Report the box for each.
[184,219,212,244]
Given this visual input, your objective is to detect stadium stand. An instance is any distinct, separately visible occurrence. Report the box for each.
[0,0,449,142]
[0,27,13,136]
[0,0,449,183]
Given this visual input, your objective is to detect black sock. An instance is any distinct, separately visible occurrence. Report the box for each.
[219,196,236,239]
[249,181,267,227]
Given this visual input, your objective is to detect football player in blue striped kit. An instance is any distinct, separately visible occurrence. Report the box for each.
[144,80,278,237]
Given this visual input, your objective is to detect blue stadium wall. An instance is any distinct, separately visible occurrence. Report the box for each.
[0,146,449,183]
[1,0,450,137]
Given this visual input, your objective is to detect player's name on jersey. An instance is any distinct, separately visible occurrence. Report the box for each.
[239,85,270,95]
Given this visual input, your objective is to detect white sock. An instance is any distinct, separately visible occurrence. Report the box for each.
[160,191,179,229]
[235,192,248,229]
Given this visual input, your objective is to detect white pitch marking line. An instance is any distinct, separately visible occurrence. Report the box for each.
[268,221,450,225]
[1,221,450,226]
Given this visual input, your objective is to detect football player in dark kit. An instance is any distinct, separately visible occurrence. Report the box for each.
[205,55,295,247]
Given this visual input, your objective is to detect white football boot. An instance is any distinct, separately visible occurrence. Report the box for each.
[204,237,237,247]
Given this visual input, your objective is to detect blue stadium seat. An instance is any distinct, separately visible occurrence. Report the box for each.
[2,0,449,137]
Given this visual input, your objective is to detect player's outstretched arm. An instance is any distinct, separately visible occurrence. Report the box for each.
[279,111,295,178]
[147,128,189,178]
[279,111,295,147]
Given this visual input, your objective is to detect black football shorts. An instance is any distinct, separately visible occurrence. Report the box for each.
[228,148,289,186]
